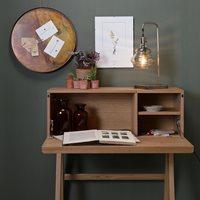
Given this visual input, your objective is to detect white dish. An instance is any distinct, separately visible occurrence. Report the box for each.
[144,105,163,112]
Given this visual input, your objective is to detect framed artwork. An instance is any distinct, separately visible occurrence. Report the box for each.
[95,16,134,68]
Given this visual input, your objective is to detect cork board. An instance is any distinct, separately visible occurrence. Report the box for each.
[11,7,76,73]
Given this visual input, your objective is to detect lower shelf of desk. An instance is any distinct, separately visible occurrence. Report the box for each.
[42,135,193,154]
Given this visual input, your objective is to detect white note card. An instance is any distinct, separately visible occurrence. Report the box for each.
[44,36,65,58]
[35,20,58,41]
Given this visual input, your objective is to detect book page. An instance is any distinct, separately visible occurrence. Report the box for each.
[62,130,140,146]
[63,130,98,145]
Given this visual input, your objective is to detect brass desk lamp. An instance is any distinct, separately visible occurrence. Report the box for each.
[131,22,168,89]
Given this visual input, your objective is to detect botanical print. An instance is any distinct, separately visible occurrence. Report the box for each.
[109,31,119,55]
[95,16,134,68]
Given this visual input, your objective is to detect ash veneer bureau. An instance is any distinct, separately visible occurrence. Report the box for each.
[42,87,193,200]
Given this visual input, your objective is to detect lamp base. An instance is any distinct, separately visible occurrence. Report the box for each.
[134,84,168,89]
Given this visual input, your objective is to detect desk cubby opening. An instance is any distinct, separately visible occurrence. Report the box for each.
[49,93,137,135]
[138,93,182,113]
[138,115,180,136]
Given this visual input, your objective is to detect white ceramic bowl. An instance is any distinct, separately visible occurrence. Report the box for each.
[144,105,163,112]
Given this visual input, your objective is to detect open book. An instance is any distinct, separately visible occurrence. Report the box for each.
[62,130,140,146]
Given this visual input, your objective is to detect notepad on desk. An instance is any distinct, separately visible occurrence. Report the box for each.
[62,130,140,146]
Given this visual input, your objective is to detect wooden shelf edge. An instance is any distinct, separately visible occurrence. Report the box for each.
[47,87,136,94]
[47,87,183,94]
[64,173,165,181]
[137,87,184,93]
[41,145,194,154]
[138,111,181,116]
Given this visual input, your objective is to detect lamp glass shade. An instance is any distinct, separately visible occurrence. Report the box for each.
[131,47,154,69]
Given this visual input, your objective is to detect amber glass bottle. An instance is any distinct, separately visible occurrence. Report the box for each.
[73,104,88,131]
[53,98,72,135]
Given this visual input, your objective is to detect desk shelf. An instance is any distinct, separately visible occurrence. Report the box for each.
[138,115,180,135]
[138,111,181,116]
[47,87,184,137]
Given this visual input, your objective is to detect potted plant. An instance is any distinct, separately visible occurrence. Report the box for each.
[66,72,80,89]
[79,78,90,90]
[74,51,100,80]
[87,66,99,89]
[73,76,80,89]
[66,73,74,89]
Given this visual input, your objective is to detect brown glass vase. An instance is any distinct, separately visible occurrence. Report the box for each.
[73,104,88,131]
[53,98,72,135]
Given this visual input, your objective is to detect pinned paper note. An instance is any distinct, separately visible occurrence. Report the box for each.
[35,20,58,41]
[44,36,65,58]
[21,37,39,57]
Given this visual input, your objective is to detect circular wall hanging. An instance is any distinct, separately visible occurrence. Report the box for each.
[11,7,76,73]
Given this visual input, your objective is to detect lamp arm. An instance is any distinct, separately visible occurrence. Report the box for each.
[142,22,160,82]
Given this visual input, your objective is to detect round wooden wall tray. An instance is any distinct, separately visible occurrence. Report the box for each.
[11,7,76,73]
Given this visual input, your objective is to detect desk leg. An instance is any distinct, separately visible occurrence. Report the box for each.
[164,154,175,200]
[55,154,64,200]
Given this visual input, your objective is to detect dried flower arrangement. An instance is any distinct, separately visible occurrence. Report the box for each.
[110,31,119,55]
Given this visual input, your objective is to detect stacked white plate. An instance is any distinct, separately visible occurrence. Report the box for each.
[144,105,163,112]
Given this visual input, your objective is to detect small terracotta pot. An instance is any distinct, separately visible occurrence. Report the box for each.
[91,80,99,89]
[79,80,89,90]
[73,80,80,89]
[76,68,91,80]
[67,75,74,89]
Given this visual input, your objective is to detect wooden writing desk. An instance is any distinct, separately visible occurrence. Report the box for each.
[42,87,194,200]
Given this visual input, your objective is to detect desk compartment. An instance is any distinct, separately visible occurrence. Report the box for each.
[137,92,184,136]
[49,93,136,134]
[138,115,180,136]
[46,88,184,137]
[138,93,182,112]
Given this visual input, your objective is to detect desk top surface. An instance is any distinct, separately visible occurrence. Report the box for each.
[42,136,193,154]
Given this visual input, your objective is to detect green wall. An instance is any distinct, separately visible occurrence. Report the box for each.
[1,0,200,199]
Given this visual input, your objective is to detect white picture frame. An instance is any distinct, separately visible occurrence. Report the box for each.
[95,16,134,68]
